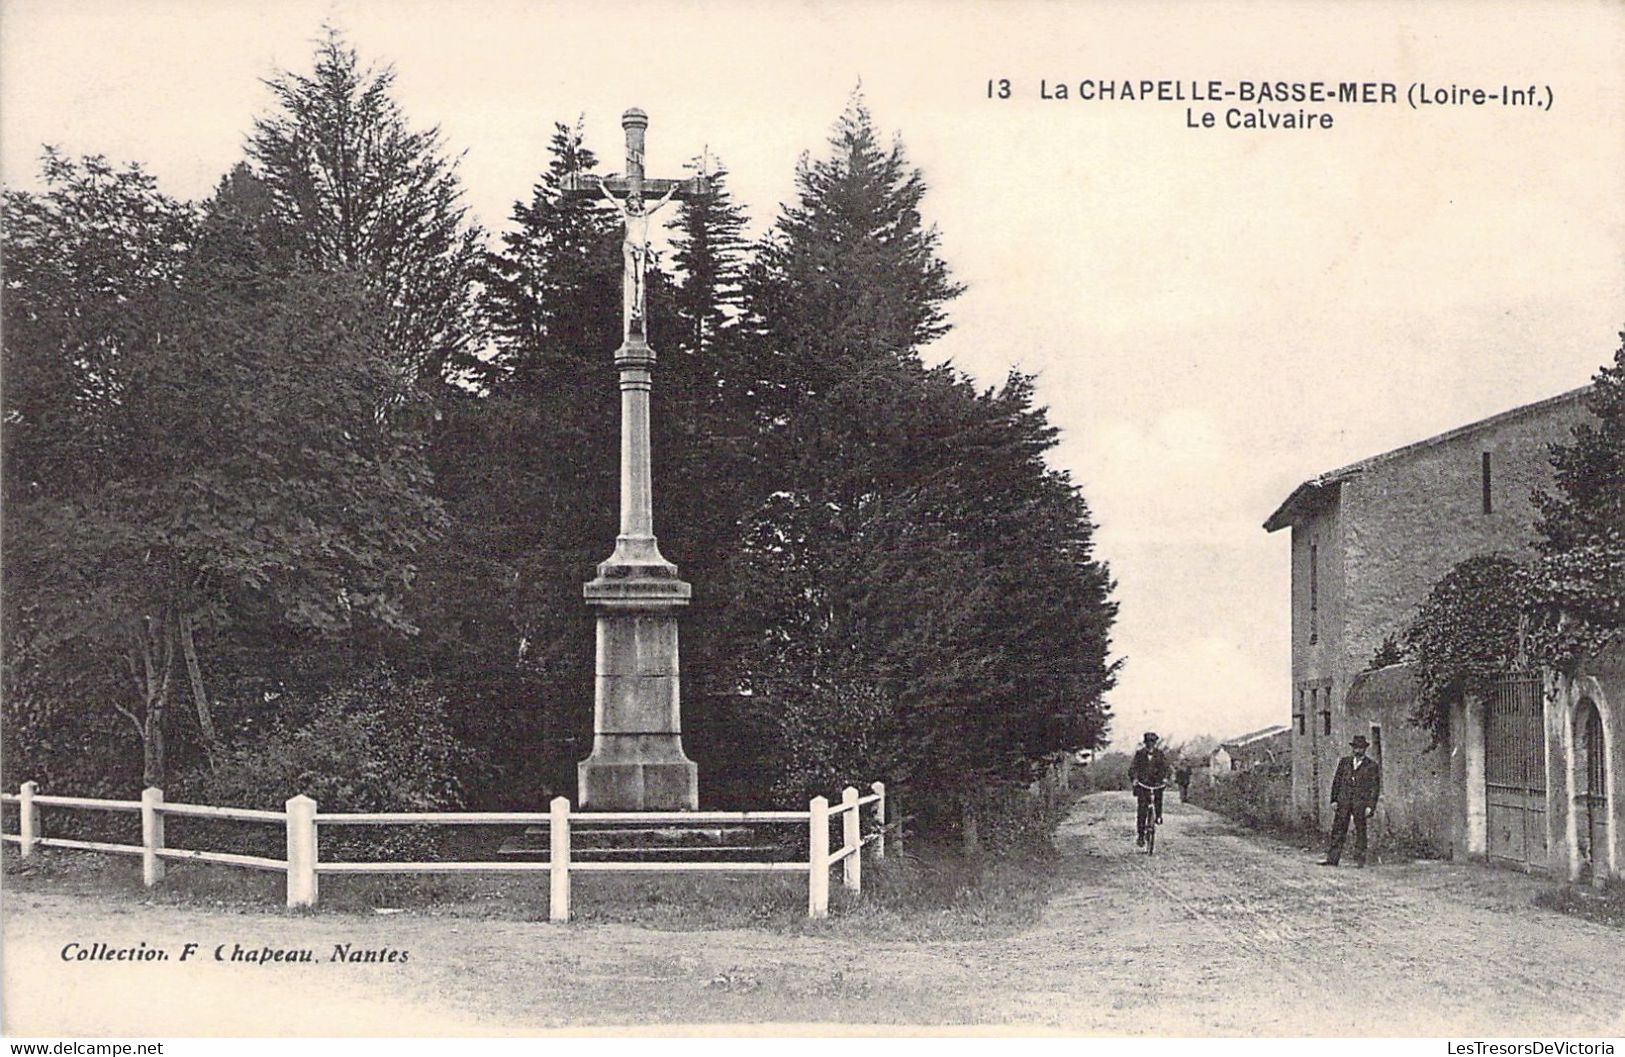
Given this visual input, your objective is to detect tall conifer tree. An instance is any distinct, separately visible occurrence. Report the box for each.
[248,27,485,392]
[733,97,1115,832]
[481,120,621,393]
[747,90,962,405]
[422,121,653,796]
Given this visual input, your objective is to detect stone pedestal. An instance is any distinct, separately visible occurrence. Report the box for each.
[578,565,698,809]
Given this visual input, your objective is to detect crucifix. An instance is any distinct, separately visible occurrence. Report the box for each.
[565,109,709,347]
[600,178,676,344]
[563,109,710,811]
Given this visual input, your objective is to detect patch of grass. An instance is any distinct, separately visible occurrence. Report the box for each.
[1534,878,1625,928]
[1373,820,1450,864]
[4,846,284,909]
[827,842,1061,940]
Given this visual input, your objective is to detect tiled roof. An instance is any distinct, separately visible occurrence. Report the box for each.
[1345,662,1419,713]
[1221,724,1292,750]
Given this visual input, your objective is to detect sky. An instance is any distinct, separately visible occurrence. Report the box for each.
[4,0,1622,751]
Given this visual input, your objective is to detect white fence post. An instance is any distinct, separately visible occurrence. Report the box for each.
[285,795,318,908]
[549,796,571,923]
[871,781,887,860]
[842,786,861,894]
[808,795,830,918]
[18,781,38,859]
[140,787,165,887]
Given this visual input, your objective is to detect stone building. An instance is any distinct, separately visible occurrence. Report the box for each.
[1215,725,1292,773]
[1262,386,1593,832]
[1549,643,1623,884]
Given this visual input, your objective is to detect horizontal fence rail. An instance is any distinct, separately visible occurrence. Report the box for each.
[314,811,555,826]
[159,803,287,823]
[36,837,145,857]
[157,848,287,872]
[0,779,905,920]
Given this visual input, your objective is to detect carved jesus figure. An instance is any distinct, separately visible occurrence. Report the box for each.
[599,177,679,342]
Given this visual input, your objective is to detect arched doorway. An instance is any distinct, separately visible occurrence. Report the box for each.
[1575,697,1607,880]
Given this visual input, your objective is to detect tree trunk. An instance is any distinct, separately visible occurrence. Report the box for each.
[961,800,981,856]
[131,613,177,789]
[179,613,223,769]
[142,706,166,789]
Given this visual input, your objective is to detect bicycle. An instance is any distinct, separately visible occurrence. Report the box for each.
[1133,780,1167,854]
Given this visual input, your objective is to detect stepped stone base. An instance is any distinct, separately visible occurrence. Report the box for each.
[496,820,800,863]
[578,758,697,813]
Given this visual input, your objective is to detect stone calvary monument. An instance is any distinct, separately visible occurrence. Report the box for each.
[563,109,710,810]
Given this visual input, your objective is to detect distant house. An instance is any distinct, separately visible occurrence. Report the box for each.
[1028,750,1077,800]
[1215,725,1292,773]
[1263,386,1592,832]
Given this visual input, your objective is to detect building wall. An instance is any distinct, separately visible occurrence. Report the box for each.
[1227,731,1291,771]
[1338,396,1588,687]
[1548,642,1624,884]
[1289,493,1345,825]
[1343,663,1452,852]
[1444,647,1623,882]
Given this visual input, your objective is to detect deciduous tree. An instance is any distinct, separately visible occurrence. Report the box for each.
[4,154,445,788]
[1525,332,1625,667]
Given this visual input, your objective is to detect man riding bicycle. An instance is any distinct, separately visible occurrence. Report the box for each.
[1130,731,1171,847]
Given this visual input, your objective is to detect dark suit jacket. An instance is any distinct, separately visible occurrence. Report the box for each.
[1330,754,1381,808]
[1130,747,1171,786]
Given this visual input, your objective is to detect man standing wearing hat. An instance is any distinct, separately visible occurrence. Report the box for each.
[1320,734,1381,867]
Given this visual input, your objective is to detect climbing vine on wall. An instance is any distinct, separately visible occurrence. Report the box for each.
[1404,555,1528,746]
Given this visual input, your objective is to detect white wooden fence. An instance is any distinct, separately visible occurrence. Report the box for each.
[0,780,902,920]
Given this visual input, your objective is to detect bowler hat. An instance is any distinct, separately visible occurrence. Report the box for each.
[1350,735,1370,749]
[1143,731,1159,744]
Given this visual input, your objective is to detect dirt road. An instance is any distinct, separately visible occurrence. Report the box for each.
[5,793,1622,1036]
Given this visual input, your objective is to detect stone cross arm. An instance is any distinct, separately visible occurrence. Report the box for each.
[560,172,711,201]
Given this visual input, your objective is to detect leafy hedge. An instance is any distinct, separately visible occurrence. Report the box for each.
[1189,768,1299,832]
[173,667,475,858]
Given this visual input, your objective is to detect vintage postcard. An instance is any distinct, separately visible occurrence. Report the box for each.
[2,0,1621,1046]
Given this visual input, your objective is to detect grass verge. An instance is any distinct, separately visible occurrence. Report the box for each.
[1534,878,1625,929]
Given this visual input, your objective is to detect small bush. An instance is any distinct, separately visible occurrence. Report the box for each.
[1190,768,1297,831]
[1079,751,1130,793]
[972,786,1067,858]
[173,667,475,859]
